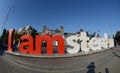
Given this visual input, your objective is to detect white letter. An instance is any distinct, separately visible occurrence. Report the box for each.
[79,32,90,53]
[66,36,80,54]
[88,37,101,51]
[108,39,114,48]
[101,33,108,49]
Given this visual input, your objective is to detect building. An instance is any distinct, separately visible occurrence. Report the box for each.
[17,25,32,35]
[17,25,77,38]
[42,25,64,36]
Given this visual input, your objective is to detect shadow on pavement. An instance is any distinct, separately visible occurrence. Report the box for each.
[112,52,120,58]
[116,49,120,52]
[105,68,109,73]
[0,46,6,56]
[87,62,95,73]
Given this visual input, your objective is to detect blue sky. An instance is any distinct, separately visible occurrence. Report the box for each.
[0,0,120,37]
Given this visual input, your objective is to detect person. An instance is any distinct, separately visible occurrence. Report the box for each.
[87,62,95,73]
[113,35,117,47]
[105,68,109,73]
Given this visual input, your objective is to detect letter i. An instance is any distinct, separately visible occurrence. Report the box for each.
[7,29,14,51]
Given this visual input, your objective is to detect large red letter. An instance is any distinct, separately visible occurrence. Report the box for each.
[7,29,14,51]
[52,35,64,54]
[36,35,53,55]
[19,35,34,54]
[35,35,64,55]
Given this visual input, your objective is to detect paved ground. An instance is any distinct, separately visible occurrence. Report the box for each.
[0,46,120,73]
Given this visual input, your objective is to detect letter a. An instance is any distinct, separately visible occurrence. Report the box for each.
[19,35,33,54]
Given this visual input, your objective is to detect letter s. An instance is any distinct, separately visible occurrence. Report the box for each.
[66,36,80,54]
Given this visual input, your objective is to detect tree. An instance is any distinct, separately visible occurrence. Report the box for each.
[86,31,95,39]
[31,28,38,38]
[80,28,84,32]
[13,32,21,44]
[0,29,8,45]
[115,31,120,45]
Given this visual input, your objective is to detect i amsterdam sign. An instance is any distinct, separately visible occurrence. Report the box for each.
[7,29,114,55]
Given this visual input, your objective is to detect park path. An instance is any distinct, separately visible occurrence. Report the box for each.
[0,46,120,73]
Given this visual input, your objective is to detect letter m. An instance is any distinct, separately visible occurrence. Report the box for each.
[36,35,65,55]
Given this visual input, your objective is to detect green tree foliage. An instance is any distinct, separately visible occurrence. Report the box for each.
[86,31,96,39]
[31,28,38,38]
[13,32,21,44]
[80,28,84,32]
[0,29,8,45]
[115,31,120,45]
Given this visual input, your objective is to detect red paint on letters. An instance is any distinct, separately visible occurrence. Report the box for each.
[7,29,15,51]
[7,29,65,55]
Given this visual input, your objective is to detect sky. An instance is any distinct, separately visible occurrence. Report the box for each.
[0,0,120,37]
